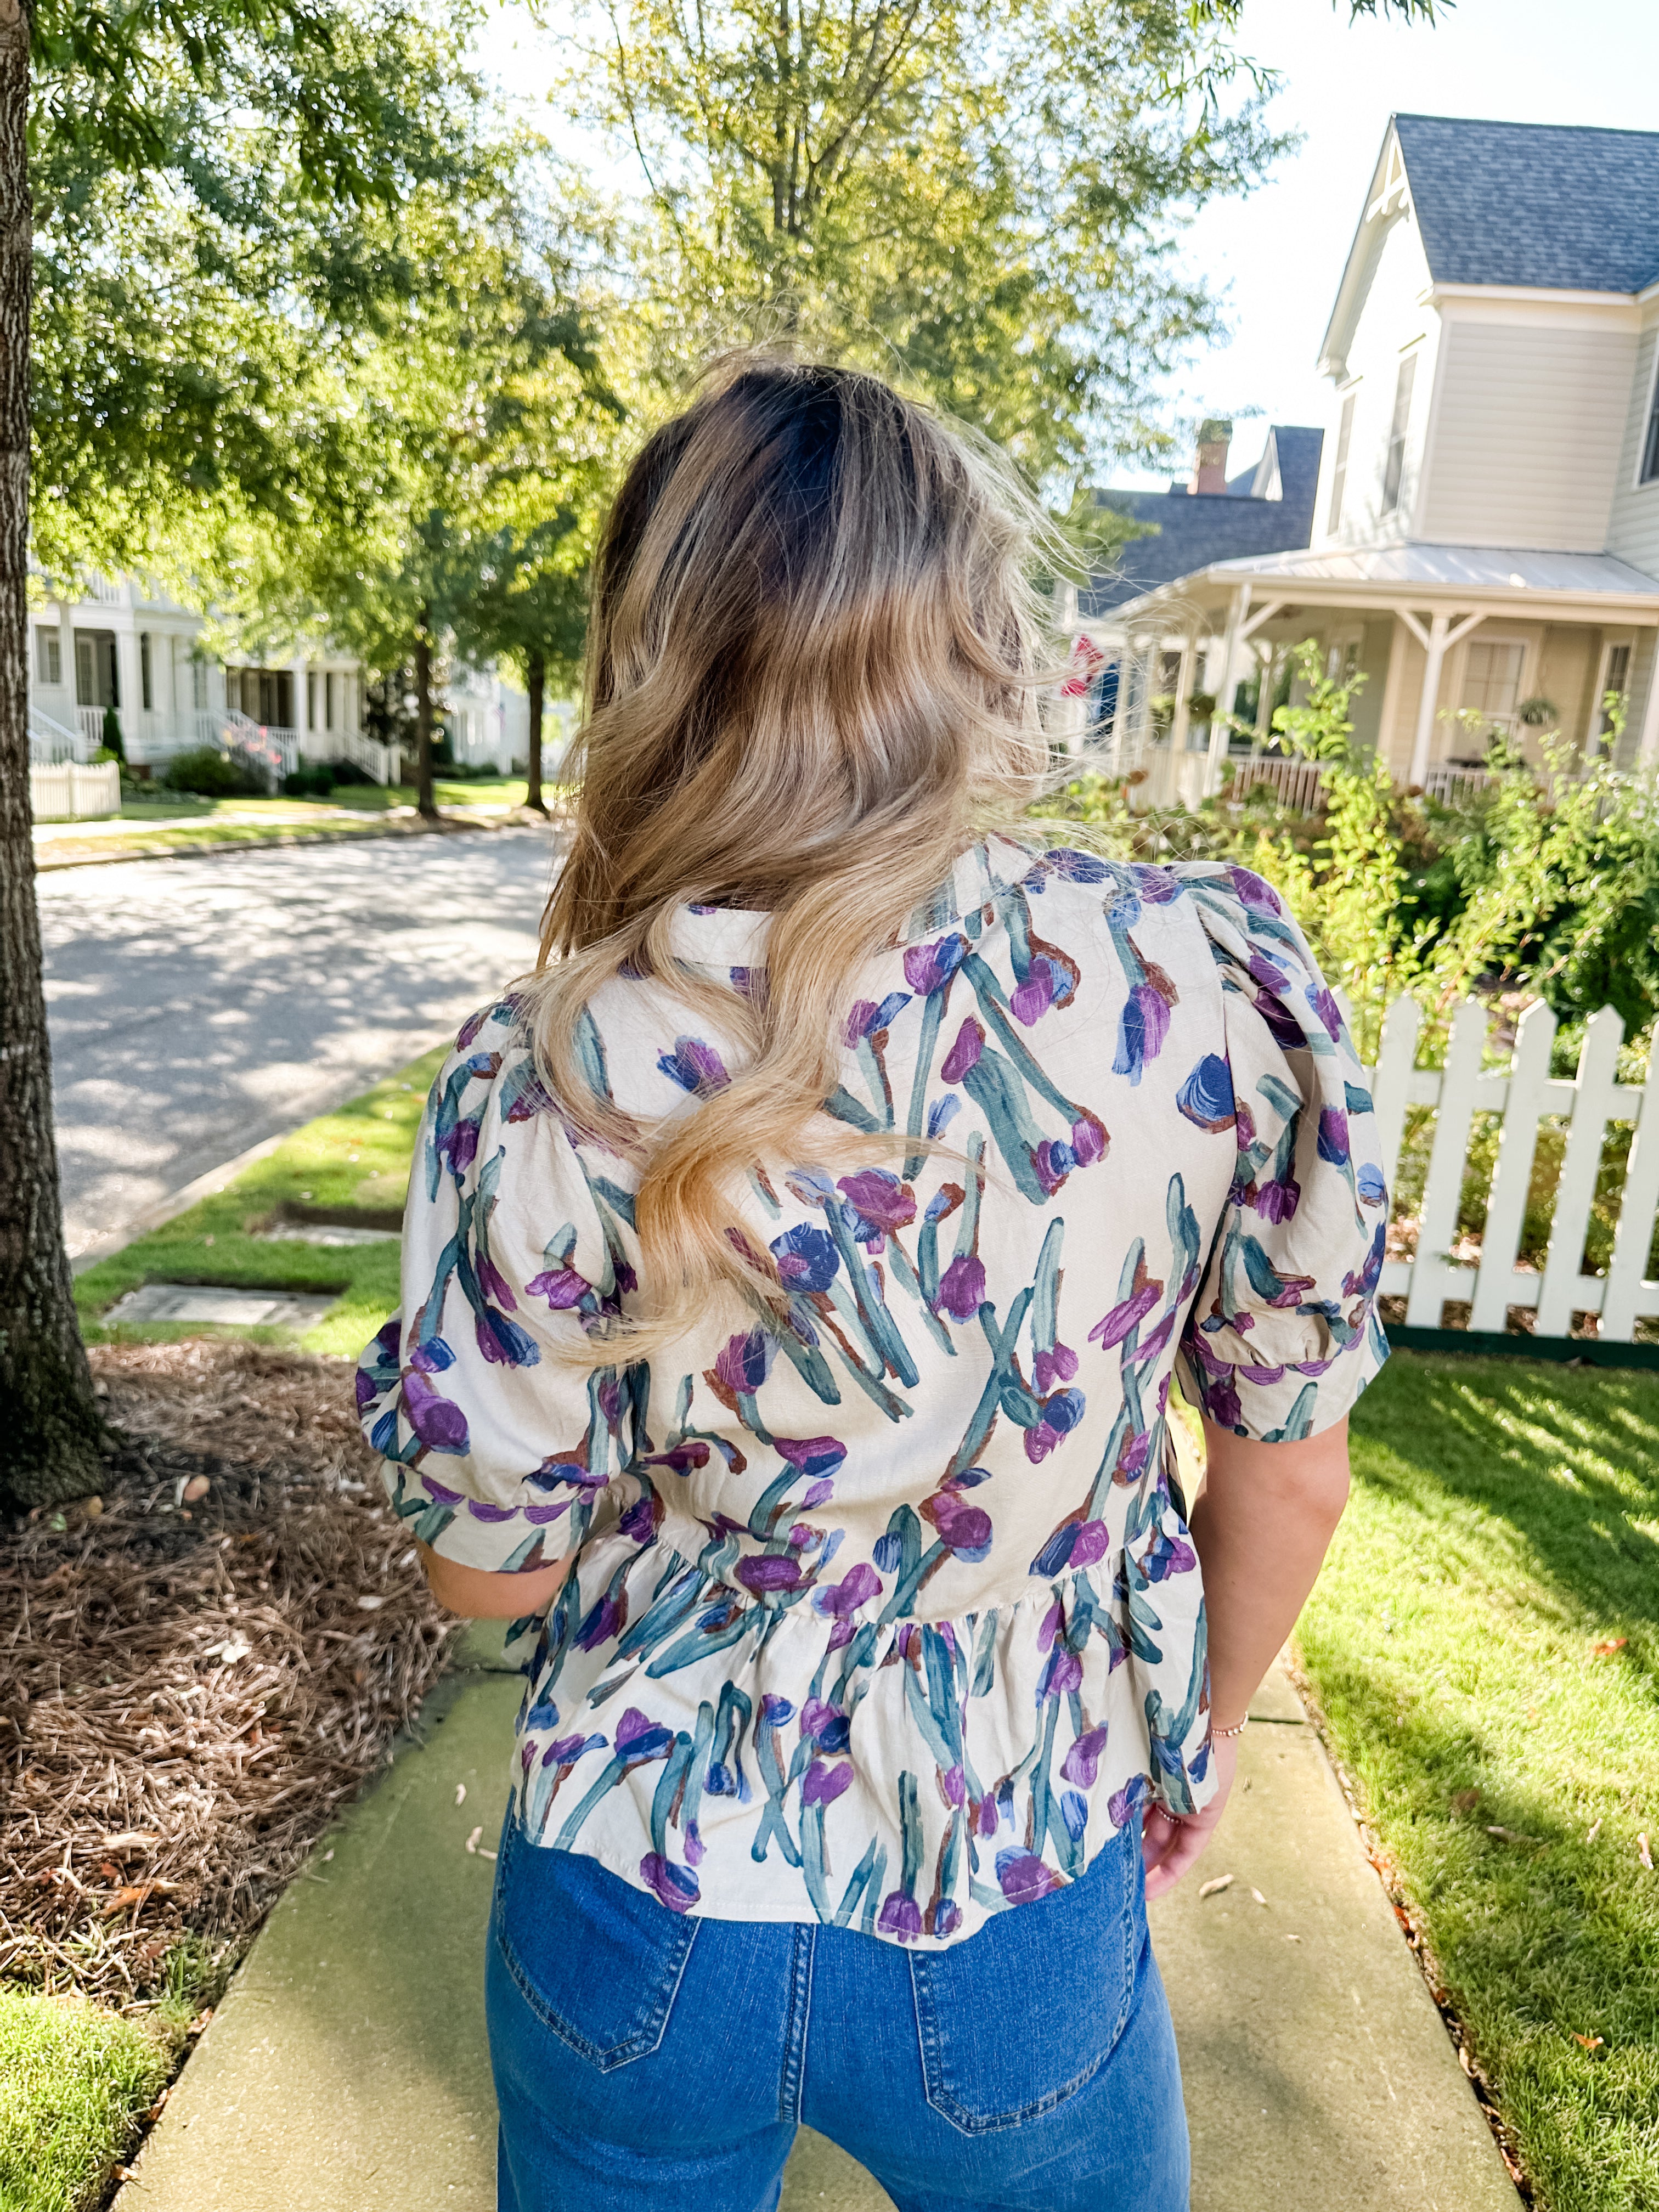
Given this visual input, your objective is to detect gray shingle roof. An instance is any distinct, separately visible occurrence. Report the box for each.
[1395,114,1659,294]
[1080,427,1322,617]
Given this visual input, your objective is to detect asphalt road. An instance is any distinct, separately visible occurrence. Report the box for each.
[40,825,557,1259]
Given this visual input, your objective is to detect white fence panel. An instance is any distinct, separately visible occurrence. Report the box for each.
[1365,994,1659,1347]
[30,759,121,820]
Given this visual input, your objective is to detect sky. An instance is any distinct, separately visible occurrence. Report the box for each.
[476,0,1659,488]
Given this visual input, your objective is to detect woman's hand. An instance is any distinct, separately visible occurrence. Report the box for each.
[1141,1733,1237,1900]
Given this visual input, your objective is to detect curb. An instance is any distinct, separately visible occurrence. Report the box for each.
[34,805,556,873]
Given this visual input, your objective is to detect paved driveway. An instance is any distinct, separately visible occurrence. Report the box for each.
[40,826,556,1258]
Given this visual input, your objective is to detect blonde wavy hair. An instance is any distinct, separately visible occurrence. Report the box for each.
[528,353,1059,1359]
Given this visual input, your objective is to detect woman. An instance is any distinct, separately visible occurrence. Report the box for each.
[358,355,1387,2212]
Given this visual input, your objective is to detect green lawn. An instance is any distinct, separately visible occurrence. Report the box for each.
[1298,1354,1659,2212]
[0,1989,171,2212]
[75,1046,447,1360]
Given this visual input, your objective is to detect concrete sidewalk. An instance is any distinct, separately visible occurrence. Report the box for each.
[116,1634,1521,2212]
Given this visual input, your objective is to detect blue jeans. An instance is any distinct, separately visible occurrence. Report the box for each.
[486,1812,1189,2212]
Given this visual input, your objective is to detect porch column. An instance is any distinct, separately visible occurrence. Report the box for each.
[1636,631,1659,770]
[1168,635,1197,755]
[1373,615,1409,774]
[1206,585,1248,795]
[1398,608,1484,788]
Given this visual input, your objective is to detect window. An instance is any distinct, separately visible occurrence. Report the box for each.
[1381,354,1417,514]
[1641,360,1659,484]
[35,627,61,685]
[74,630,119,708]
[1461,640,1525,729]
[325,672,336,731]
[307,670,318,730]
[190,652,208,710]
[139,632,153,710]
[1328,392,1355,533]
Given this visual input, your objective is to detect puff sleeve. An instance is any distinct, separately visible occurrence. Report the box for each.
[1172,866,1389,1442]
[356,998,637,1573]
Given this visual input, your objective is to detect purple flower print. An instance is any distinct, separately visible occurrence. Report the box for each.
[1069,1519,1111,1569]
[939,1764,966,1808]
[877,1892,923,1943]
[684,1821,705,1866]
[995,1849,1060,1904]
[526,1263,590,1310]
[932,1899,962,1938]
[715,1329,776,1393]
[1011,960,1057,1026]
[802,1758,854,1807]
[1032,1138,1076,1196]
[1034,1341,1078,1393]
[401,1363,469,1453]
[1255,1171,1301,1224]
[1254,991,1305,1055]
[760,1692,795,1727]
[1023,1385,1085,1464]
[1177,1053,1236,1133]
[1061,1791,1089,1843]
[475,1250,517,1310]
[735,1554,804,1594]
[1107,1774,1148,1828]
[475,1304,539,1367]
[433,1114,481,1179]
[575,1592,627,1650]
[1061,1724,1110,1787]
[1139,1527,1198,1583]
[1228,865,1281,915]
[844,991,911,1045]
[640,1853,699,1912]
[904,933,968,996]
[812,1562,882,1619]
[1317,1107,1350,1166]
[927,1092,962,1140]
[1070,1111,1108,1167]
[802,1698,852,1752]
[615,1707,675,1763]
[1089,1277,1161,1350]
[940,1017,984,1082]
[936,1253,986,1321]
[1037,1643,1082,1701]
[1309,985,1343,1043]
[1113,983,1171,1085]
[641,1441,710,1476]
[1357,1163,1387,1207]
[658,1037,731,1093]
[922,1489,993,1561]
[455,1006,490,1050]
[770,1223,840,1294]
[617,1493,657,1544]
[776,1436,846,1484]
[543,1731,606,1768]
[837,1170,917,1239]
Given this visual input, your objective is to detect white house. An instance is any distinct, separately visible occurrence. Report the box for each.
[27,574,529,789]
[1085,114,1659,806]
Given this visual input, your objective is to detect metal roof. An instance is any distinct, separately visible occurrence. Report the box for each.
[1394,114,1659,295]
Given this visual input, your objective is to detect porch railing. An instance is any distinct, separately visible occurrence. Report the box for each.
[29,704,92,765]
[76,704,108,749]
[1228,755,1331,812]
[340,730,399,785]
[219,711,300,789]
[1422,763,1493,804]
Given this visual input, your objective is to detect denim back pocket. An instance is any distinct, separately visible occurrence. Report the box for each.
[908,1825,1140,2135]
[492,1819,700,2073]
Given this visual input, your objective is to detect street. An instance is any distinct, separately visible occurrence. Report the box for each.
[40,825,556,1259]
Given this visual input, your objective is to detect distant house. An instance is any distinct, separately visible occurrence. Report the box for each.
[26,576,528,788]
[1081,114,1659,807]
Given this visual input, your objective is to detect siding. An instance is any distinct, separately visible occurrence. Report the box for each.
[1416,319,1635,550]
[1606,322,1659,577]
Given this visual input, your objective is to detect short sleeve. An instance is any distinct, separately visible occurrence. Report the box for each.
[1172,867,1389,1443]
[356,998,636,1573]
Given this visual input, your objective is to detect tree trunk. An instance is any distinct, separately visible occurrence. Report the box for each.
[523,647,546,815]
[0,0,104,1511]
[414,613,436,821]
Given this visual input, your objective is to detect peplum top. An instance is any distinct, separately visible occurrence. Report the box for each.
[357,836,1388,1946]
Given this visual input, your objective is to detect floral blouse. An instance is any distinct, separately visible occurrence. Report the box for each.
[358,837,1388,1946]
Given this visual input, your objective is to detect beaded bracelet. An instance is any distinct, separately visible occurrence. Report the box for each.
[1213,1714,1250,1739]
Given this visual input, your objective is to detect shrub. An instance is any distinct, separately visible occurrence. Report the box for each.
[161,747,266,798]
[100,706,125,761]
[281,763,337,798]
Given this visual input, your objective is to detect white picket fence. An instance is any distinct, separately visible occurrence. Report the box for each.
[29,759,122,820]
[1364,996,1659,1344]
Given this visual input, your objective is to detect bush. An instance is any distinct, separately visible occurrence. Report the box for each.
[99,706,125,761]
[328,757,373,786]
[161,747,266,798]
[281,763,337,798]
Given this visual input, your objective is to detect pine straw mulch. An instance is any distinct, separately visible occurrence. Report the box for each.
[0,1341,459,2013]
